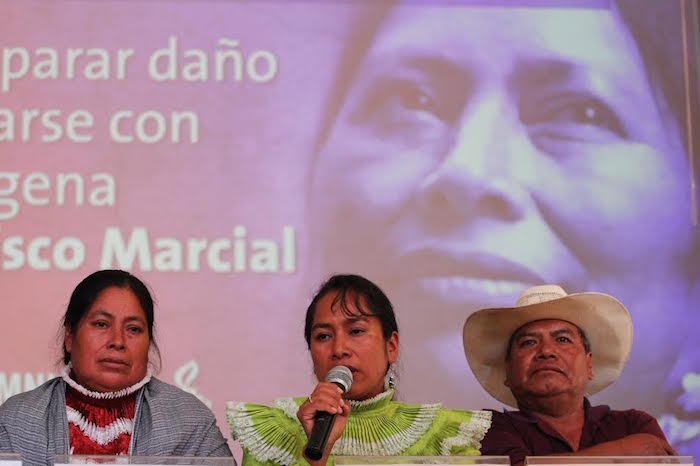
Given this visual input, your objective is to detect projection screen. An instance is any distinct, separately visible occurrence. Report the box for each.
[1,0,699,458]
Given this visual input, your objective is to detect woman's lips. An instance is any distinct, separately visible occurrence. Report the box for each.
[419,276,533,300]
[391,248,544,304]
[99,358,129,367]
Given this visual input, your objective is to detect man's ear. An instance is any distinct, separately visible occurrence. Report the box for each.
[586,352,593,381]
[504,359,512,387]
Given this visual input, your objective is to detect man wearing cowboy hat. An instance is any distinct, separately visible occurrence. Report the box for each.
[464,285,676,466]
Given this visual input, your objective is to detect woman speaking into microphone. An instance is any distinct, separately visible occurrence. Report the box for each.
[227,274,491,466]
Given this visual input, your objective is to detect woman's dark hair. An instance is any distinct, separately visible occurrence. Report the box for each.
[304,274,398,348]
[615,0,691,151]
[62,269,160,368]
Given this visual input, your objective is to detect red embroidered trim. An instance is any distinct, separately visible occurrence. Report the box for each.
[66,385,135,455]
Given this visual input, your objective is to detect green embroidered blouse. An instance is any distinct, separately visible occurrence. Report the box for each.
[227,390,492,466]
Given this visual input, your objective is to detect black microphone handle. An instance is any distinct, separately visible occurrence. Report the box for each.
[304,410,336,461]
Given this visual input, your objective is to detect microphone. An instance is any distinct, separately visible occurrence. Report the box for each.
[304,365,353,461]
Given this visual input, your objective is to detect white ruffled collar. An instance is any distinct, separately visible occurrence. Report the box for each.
[346,389,394,410]
[61,363,152,400]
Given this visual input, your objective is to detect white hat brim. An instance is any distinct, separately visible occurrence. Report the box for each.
[463,292,633,407]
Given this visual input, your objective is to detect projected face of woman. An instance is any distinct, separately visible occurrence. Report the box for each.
[311,5,692,384]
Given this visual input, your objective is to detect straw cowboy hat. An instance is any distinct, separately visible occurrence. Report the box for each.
[463,285,633,407]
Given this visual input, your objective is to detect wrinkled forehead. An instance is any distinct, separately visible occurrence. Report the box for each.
[86,286,147,319]
[366,3,644,85]
[511,318,581,338]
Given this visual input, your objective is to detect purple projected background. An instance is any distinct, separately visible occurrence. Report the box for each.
[1,0,698,459]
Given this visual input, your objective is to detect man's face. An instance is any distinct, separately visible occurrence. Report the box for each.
[311,5,691,374]
[505,319,593,403]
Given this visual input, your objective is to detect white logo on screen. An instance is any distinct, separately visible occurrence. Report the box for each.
[173,360,212,408]
[0,371,56,404]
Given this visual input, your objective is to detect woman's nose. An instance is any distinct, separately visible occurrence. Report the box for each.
[108,328,126,350]
[416,94,532,226]
[332,334,350,359]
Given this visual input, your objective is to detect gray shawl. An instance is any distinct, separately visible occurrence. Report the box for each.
[0,376,234,465]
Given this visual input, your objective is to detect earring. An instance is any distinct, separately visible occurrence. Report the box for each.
[384,365,396,391]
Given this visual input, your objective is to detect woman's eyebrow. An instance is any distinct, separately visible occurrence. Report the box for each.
[365,51,470,83]
[311,322,333,331]
[344,315,369,324]
[509,57,647,105]
[123,315,147,324]
[88,309,114,320]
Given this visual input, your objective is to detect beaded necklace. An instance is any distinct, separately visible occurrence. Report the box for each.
[61,364,152,455]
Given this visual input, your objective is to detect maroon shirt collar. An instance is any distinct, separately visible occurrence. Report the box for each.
[504,398,609,421]
[501,397,612,447]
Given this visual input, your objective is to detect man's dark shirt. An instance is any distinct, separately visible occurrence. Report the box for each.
[480,398,667,465]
